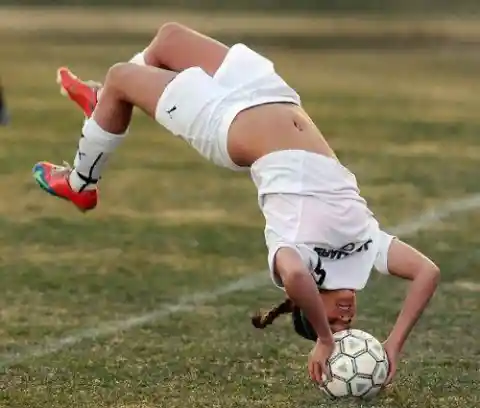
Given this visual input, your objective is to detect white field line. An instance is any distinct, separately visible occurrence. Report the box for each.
[450,281,480,292]
[1,194,480,369]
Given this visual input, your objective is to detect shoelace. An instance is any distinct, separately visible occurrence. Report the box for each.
[85,80,102,90]
[50,161,72,176]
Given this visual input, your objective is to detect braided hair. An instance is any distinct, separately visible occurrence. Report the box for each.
[251,298,317,341]
[251,298,294,328]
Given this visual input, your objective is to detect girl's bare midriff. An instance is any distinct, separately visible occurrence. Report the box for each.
[227,103,336,167]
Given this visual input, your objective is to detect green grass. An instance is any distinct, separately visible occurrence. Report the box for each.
[0,9,479,408]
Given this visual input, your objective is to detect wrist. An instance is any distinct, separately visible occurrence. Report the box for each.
[317,334,335,345]
[386,334,404,352]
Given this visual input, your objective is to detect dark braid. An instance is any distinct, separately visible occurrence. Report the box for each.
[251,298,294,329]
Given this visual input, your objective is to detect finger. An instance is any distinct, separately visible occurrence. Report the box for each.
[382,381,393,392]
[384,370,394,387]
[320,361,331,382]
[313,362,323,384]
[308,360,315,382]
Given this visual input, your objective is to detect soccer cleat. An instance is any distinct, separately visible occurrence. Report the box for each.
[32,161,98,212]
[56,67,101,118]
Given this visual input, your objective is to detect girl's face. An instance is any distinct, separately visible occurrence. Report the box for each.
[319,289,357,333]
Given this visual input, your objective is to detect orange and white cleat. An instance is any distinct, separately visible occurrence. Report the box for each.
[32,161,98,212]
[56,67,101,118]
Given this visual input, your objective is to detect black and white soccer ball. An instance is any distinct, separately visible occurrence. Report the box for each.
[320,329,389,399]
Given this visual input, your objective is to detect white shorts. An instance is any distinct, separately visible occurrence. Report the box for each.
[155,44,301,170]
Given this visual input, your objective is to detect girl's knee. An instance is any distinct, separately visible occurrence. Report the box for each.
[156,22,186,43]
[103,63,131,92]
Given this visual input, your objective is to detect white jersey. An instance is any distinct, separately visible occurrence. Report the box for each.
[251,150,394,290]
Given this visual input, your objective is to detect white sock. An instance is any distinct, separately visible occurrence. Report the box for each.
[68,118,127,192]
[129,50,147,66]
[97,88,104,102]
[68,51,142,191]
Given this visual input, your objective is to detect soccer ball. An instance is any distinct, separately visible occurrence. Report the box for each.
[319,329,389,399]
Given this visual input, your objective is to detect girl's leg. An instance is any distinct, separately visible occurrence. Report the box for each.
[35,23,235,210]
[59,23,229,118]
[34,64,177,211]
[91,63,176,131]
[141,22,229,76]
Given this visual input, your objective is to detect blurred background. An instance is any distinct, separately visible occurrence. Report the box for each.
[1,0,480,12]
[0,1,479,408]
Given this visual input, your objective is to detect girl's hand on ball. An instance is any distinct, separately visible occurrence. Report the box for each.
[382,340,399,385]
[308,338,334,384]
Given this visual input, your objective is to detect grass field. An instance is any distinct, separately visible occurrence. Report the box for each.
[0,8,479,408]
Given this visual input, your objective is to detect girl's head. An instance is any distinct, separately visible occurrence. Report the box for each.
[252,289,357,340]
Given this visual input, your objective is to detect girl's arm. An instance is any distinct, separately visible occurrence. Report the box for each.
[385,239,440,351]
[274,247,335,383]
[274,247,334,344]
[382,239,440,383]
